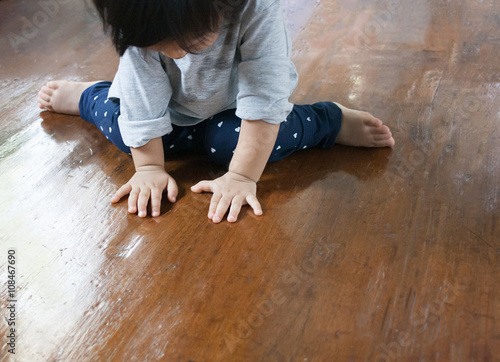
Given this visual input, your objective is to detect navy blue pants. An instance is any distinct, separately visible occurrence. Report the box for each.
[79,81,342,165]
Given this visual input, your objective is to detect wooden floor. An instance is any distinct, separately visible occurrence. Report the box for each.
[1,0,499,361]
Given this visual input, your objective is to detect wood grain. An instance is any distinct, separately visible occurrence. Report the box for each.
[0,0,498,361]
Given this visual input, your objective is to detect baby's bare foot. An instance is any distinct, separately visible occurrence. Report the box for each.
[335,103,395,148]
[37,80,99,115]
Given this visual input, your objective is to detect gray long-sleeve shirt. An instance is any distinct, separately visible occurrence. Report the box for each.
[108,0,298,148]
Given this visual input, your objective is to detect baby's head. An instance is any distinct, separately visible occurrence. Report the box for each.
[92,0,245,57]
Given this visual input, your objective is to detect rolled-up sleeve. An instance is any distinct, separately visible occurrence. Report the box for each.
[108,47,173,148]
[236,0,298,124]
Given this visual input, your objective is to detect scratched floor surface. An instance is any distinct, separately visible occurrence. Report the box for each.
[0,0,499,361]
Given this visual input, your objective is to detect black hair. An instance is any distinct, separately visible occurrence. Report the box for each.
[92,0,246,56]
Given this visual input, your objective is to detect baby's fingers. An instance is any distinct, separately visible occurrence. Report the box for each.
[191,180,213,194]
[227,195,245,223]
[137,188,151,217]
[246,195,263,216]
[166,177,178,203]
[128,187,140,214]
[150,188,163,217]
[111,183,132,203]
[212,196,231,224]
[208,192,222,220]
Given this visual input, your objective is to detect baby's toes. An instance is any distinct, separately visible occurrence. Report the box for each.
[37,94,52,110]
[47,80,60,90]
[372,125,392,137]
[385,137,396,147]
[374,139,394,148]
[38,99,50,110]
[373,133,393,141]
[373,135,395,147]
[371,126,388,134]
[38,90,51,103]
[363,116,383,127]
[41,85,54,96]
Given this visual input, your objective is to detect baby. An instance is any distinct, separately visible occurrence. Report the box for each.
[37,0,395,223]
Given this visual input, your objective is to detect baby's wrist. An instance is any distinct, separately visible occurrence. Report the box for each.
[227,169,258,183]
[135,164,165,173]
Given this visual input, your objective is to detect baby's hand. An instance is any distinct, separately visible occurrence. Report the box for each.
[191,171,263,223]
[111,165,178,217]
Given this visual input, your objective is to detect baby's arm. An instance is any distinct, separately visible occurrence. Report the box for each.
[191,1,297,223]
[107,47,178,218]
[111,137,178,217]
[191,119,279,223]
[229,119,280,182]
